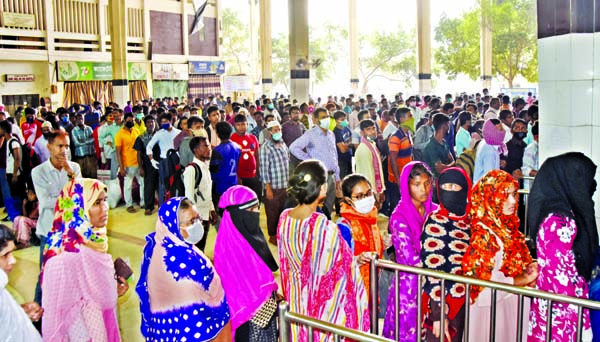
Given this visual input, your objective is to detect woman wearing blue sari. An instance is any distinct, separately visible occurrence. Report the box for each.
[136,197,232,341]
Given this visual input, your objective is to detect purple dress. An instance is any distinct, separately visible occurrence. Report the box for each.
[383,162,437,341]
[528,214,593,341]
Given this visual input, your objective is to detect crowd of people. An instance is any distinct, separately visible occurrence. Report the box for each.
[0,89,599,342]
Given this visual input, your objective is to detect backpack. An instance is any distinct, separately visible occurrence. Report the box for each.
[455,139,481,180]
[162,148,203,201]
[8,138,40,176]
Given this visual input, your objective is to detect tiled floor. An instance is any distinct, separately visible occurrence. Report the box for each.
[7,204,389,341]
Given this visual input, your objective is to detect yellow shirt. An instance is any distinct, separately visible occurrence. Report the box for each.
[115,127,140,167]
[134,120,146,135]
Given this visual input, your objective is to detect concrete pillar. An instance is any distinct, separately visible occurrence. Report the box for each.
[109,0,128,106]
[480,0,493,90]
[536,0,600,219]
[416,0,432,95]
[259,0,273,96]
[288,0,309,102]
[182,0,190,57]
[348,0,359,95]
[249,0,260,94]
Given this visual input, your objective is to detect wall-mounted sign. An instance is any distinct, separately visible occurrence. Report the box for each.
[152,64,189,80]
[2,12,36,28]
[500,88,537,99]
[223,76,252,93]
[189,61,225,75]
[6,74,35,82]
[57,62,147,81]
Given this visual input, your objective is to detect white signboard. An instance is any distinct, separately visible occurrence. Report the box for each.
[223,76,252,92]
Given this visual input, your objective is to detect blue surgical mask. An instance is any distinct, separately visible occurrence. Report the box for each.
[62,116,69,123]
[272,132,282,141]
[136,114,144,121]
[340,120,348,128]
[161,123,171,130]
[267,103,274,110]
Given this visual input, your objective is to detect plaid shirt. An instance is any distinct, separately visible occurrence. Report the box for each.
[71,125,95,157]
[259,139,289,190]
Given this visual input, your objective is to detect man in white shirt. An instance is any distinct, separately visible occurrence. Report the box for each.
[146,113,181,205]
[183,136,216,252]
[34,121,52,163]
[484,97,501,119]
[32,130,81,304]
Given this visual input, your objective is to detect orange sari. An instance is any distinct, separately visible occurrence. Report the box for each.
[339,202,384,294]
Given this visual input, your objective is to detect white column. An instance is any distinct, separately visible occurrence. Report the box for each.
[109,0,129,106]
[416,0,432,95]
[348,0,359,95]
[259,0,273,96]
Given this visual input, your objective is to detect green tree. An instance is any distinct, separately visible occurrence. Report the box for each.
[359,28,416,94]
[434,0,537,87]
[221,8,251,75]
[434,11,481,80]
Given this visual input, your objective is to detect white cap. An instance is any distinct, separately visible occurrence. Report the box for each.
[266,121,281,129]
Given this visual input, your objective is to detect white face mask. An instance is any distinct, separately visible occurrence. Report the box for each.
[353,195,376,214]
[182,222,204,245]
[320,118,330,129]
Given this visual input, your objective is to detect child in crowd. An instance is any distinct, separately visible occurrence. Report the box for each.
[13,188,39,248]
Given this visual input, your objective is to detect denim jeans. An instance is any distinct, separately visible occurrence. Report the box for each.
[0,169,19,220]
[34,236,47,305]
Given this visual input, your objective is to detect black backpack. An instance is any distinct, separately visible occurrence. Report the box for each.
[8,137,40,176]
[162,148,202,201]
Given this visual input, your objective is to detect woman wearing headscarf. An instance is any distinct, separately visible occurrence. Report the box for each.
[337,174,384,296]
[278,160,370,342]
[462,170,538,341]
[383,161,438,341]
[527,152,597,342]
[41,179,128,342]
[214,185,279,342]
[136,197,232,342]
[420,167,472,342]
[472,118,506,183]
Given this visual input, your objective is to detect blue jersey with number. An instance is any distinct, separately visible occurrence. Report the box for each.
[210,141,241,195]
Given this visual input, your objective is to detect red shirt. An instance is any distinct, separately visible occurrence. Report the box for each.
[230,132,259,178]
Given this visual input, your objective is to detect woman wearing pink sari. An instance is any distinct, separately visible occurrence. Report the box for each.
[383,161,438,341]
[41,179,128,342]
[214,185,279,341]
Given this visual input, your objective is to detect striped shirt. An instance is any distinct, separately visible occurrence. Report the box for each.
[259,139,289,190]
[388,128,413,183]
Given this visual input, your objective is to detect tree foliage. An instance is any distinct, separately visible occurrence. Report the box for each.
[359,28,416,94]
[221,8,251,75]
[434,0,537,87]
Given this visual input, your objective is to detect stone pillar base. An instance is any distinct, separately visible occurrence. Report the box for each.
[113,82,129,107]
[290,73,309,103]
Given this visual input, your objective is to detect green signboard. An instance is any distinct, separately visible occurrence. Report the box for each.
[58,61,147,81]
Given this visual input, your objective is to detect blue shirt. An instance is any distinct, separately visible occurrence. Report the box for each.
[289,126,340,180]
[209,141,241,195]
[333,126,353,167]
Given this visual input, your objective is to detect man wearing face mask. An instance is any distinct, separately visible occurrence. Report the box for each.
[455,112,472,157]
[146,113,182,205]
[33,122,53,163]
[71,113,97,178]
[183,136,216,252]
[116,113,143,213]
[20,107,42,147]
[134,116,160,215]
[58,111,74,133]
[260,120,289,245]
[100,109,123,179]
[175,116,206,167]
[355,119,386,209]
[289,108,341,219]
[502,118,528,180]
[132,105,146,135]
[388,107,415,209]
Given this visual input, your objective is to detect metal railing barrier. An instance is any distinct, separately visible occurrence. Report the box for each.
[278,301,393,342]
[369,257,600,342]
